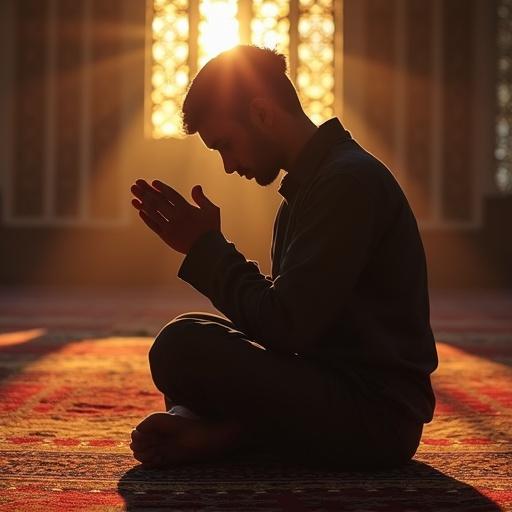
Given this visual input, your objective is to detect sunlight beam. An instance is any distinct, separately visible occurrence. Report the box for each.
[198,0,240,69]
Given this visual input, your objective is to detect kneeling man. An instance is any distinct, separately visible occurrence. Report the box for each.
[129,45,438,470]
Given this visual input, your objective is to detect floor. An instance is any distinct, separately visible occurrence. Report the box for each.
[0,287,511,511]
[1,286,511,336]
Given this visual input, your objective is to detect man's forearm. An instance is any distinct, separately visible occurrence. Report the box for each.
[177,230,301,354]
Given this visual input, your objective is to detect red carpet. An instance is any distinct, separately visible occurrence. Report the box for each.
[0,288,511,511]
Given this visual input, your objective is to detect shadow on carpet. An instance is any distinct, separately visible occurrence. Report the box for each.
[117,457,501,511]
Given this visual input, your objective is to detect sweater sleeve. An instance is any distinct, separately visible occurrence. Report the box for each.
[177,172,376,354]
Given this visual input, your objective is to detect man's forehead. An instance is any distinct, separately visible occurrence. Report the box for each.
[198,117,232,149]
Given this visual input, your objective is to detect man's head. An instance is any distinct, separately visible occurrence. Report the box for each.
[181,45,305,186]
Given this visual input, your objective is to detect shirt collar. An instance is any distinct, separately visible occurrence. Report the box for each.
[278,117,352,202]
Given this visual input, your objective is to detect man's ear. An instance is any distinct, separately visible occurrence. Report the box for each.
[249,97,274,131]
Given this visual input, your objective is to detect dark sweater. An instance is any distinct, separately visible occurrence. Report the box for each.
[178,117,438,424]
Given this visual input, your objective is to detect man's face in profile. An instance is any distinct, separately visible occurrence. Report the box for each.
[198,114,283,187]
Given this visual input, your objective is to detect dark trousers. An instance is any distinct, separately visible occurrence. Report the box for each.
[148,312,424,470]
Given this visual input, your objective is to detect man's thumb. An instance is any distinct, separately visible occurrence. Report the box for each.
[192,185,217,210]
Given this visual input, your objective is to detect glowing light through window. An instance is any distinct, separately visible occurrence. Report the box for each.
[150,0,190,138]
[251,0,290,54]
[297,0,336,125]
[148,0,337,138]
[198,0,240,69]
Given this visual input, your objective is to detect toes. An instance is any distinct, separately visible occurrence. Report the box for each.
[134,446,176,469]
[133,445,158,464]
[131,428,152,444]
[130,412,241,468]
[130,429,155,452]
[131,429,143,443]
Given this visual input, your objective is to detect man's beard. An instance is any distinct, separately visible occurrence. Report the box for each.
[255,164,281,186]
[249,133,283,187]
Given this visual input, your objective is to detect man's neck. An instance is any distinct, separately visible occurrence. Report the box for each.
[282,116,318,175]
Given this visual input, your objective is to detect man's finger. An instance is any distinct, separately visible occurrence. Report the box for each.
[139,210,165,235]
[152,180,189,209]
[132,183,175,220]
[131,181,154,200]
[131,198,143,209]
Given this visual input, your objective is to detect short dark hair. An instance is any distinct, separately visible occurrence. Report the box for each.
[181,45,303,134]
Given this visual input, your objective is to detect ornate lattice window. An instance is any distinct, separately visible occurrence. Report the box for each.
[146,0,340,139]
[496,0,512,193]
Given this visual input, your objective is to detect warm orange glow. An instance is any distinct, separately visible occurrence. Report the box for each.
[149,0,338,138]
[0,328,47,347]
[297,0,336,125]
[251,0,289,53]
[150,0,190,138]
[197,0,240,69]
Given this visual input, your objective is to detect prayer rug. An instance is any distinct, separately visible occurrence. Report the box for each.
[0,290,511,511]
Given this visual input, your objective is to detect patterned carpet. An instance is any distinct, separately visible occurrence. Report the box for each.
[0,288,511,511]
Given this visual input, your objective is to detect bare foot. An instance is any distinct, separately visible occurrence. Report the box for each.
[129,412,246,467]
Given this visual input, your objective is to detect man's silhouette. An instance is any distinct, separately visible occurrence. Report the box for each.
[129,45,438,469]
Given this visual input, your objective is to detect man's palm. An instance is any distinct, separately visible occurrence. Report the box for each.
[131,179,221,254]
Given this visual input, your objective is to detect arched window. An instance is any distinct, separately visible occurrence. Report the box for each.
[146,0,341,138]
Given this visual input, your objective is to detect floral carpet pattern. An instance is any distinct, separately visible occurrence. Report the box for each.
[0,288,511,511]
